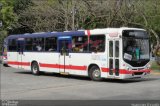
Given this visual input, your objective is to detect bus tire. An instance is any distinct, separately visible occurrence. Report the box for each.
[3,64,9,67]
[31,62,40,75]
[89,66,102,81]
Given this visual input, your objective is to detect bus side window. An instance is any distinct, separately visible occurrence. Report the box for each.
[109,41,113,57]
[72,36,88,52]
[115,41,119,57]
[8,39,17,51]
[33,38,44,51]
[45,37,57,52]
[89,35,105,52]
[25,38,33,51]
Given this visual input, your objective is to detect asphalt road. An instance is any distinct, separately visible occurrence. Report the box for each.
[1,64,160,100]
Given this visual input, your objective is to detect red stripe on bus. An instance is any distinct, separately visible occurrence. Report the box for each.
[39,63,59,68]
[7,61,151,74]
[8,61,30,66]
[119,69,151,74]
[101,68,151,74]
[40,63,87,71]
[101,68,109,72]
[69,65,87,70]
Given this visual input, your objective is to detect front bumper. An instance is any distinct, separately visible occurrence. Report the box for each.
[120,69,151,79]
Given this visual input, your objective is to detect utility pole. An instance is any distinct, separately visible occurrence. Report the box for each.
[71,0,77,31]
[71,1,75,31]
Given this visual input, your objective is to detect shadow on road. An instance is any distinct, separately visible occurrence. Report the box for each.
[102,77,159,83]
[15,71,32,75]
[15,71,91,81]
[15,71,159,83]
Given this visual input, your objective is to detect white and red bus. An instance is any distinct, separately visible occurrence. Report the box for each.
[5,27,151,80]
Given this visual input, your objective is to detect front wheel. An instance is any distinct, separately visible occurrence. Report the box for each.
[31,62,40,75]
[89,66,102,81]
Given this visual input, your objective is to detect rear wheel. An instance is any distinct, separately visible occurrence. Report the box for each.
[3,64,9,67]
[89,66,102,81]
[31,62,40,75]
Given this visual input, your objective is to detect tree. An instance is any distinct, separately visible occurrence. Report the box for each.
[0,0,17,51]
[9,0,33,34]
[1,0,160,59]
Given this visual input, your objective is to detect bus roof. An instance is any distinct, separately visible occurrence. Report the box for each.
[6,31,85,39]
[6,27,146,39]
[86,27,146,35]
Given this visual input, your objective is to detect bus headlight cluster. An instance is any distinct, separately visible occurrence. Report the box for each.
[146,64,151,69]
[126,66,130,71]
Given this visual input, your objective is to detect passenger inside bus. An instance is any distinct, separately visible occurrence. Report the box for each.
[72,41,83,52]
[125,40,140,60]
[89,40,104,53]
[125,40,134,53]
[72,46,80,52]
[36,45,42,51]
[48,45,57,51]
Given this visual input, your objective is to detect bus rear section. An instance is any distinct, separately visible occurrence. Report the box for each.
[2,40,8,66]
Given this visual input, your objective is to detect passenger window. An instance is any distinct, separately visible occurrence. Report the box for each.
[72,36,88,52]
[109,59,113,75]
[115,41,119,57]
[8,39,17,51]
[25,38,33,51]
[45,37,57,51]
[89,35,105,52]
[33,38,44,51]
[109,41,113,57]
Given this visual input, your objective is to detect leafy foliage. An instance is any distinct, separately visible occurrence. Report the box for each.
[0,0,160,55]
[0,0,17,51]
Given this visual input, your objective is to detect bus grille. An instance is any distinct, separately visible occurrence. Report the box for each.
[134,72,144,75]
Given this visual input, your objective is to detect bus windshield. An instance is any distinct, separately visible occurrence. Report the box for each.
[122,30,150,67]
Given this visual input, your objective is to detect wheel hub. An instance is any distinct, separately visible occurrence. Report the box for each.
[93,69,100,78]
[33,66,37,73]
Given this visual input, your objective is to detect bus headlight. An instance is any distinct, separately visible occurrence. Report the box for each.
[146,64,151,69]
[126,66,130,71]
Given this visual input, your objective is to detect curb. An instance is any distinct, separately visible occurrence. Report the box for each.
[151,72,160,75]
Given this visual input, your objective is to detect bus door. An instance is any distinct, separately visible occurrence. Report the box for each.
[108,40,120,77]
[17,38,25,69]
[58,36,71,74]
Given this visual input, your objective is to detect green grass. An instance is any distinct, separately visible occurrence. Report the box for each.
[150,61,160,72]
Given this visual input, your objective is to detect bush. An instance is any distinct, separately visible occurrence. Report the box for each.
[150,61,160,71]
